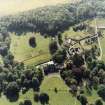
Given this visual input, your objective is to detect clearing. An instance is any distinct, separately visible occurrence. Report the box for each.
[40,74,80,105]
[10,33,51,65]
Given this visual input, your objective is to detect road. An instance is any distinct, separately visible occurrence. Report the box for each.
[95,18,103,60]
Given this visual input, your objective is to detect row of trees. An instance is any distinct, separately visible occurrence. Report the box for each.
[0,30,10,57]
[19,93,49,105]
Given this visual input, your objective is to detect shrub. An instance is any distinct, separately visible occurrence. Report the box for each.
[34,93,39,102]
[97,85,105,100]
[95,99,103,105]
[24,99,32,105]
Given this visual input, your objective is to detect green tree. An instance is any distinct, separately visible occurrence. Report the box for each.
[58,33,63,45]
[97,85,105,100]
[78,95,88,105]
[93,76,99,90]
[39,93,49,104]
[95,99,103,105]
[49,40,58,54]
[72,53,84,67]
[24,99,32,105]
[32,77,40,91]
[53,49,66,64]
[6,81,19,101]
[34,93,39,102]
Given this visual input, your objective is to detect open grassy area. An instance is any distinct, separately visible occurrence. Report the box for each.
[62,27,87,40]
[10,33,51,65]
[40,74,80,105]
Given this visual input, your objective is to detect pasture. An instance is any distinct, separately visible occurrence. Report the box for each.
[10,33,51,65]
[40,74,80,105]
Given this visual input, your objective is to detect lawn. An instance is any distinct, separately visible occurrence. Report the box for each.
[40,74,80,105]
[10,33,51,65]
[62,27,87,40]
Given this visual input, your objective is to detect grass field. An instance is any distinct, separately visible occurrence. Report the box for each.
[40,74,80,105]
[62,27,86,39]
[10,33,51,65]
